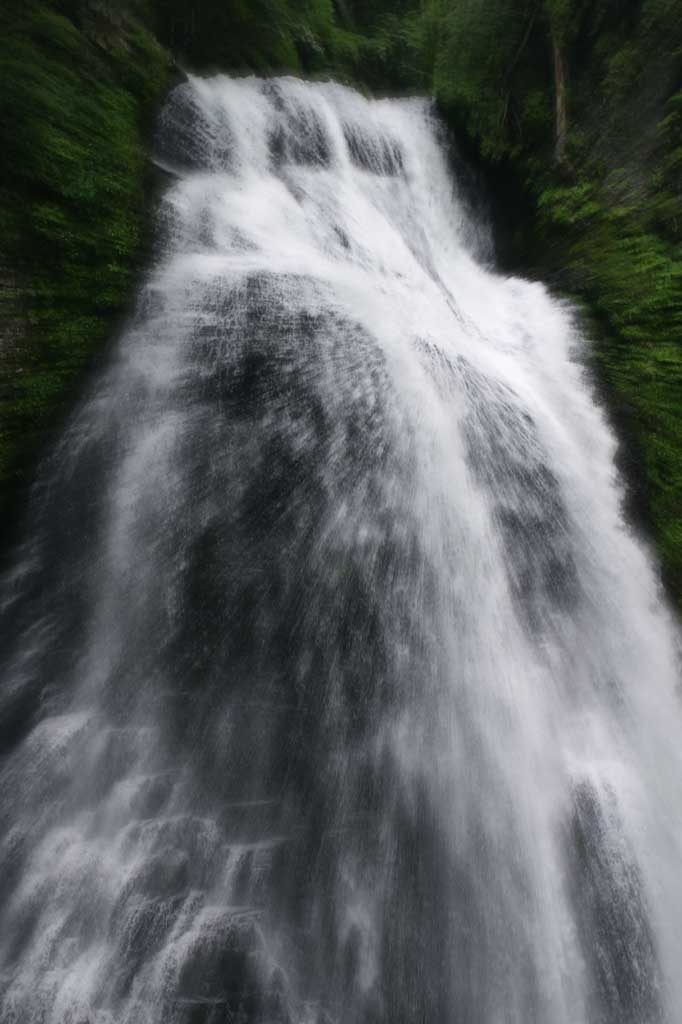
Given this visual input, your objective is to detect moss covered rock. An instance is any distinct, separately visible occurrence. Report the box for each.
[0,0,172,527]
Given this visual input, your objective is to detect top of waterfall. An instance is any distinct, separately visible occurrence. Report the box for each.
[153,74,492,267]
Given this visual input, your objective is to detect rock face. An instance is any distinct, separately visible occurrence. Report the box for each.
[0,3,172,530]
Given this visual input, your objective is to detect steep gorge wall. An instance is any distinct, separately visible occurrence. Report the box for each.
[0,1,171,535]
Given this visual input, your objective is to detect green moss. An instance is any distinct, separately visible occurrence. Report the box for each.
[531,170,682,604]
[0,2,172,519]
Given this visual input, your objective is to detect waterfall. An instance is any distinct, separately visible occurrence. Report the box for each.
[1,74,681,1024]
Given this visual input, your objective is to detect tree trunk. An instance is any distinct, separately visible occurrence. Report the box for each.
[552,28,568,163]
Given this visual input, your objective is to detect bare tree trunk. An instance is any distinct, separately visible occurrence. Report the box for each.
[552,28,568,163]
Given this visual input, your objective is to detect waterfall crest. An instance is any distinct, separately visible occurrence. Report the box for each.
[1,75,681,1024]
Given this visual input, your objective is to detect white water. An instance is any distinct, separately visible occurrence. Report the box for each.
[1,75,681,1023]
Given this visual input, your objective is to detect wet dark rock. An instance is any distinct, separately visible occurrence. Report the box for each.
[568,781,663,1024]
[343,123,404,176]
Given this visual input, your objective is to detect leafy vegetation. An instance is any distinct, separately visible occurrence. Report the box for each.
[0,0,172,527]
[158,0,354,75]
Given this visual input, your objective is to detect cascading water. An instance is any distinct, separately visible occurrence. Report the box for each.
[0,74,681,1024]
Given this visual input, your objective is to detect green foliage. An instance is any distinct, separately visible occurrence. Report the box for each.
[428,0,543,160]
[603,43,641,100]
[535,185,682,601]
[538,183,602,225]
[157,0,343,75]
[652,90,682,241]
[152,0,432,87]
[0,1,171,512]
[347,9,429,93]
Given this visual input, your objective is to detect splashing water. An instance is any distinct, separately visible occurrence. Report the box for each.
[1,75,681,1024]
